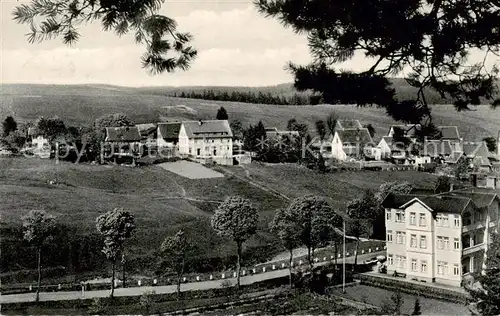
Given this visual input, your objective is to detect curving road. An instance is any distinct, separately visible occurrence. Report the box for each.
[0,251,384,304]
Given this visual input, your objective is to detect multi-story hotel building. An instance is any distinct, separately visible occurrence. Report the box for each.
[383,187,500,287]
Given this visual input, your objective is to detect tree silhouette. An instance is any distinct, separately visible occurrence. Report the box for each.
[96,208,135,298]
[412,298,422,315]
[161,230,193,298]
[315,120,327,141]
[21,210,56,303]
[216,107,229,120]
[483,137,498,153]
[255,0,500,131]
[13,0,197,74]
[211,196,259,290]
[2,116,17,137]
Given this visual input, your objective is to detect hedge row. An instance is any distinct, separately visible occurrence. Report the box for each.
[358,274,471,304]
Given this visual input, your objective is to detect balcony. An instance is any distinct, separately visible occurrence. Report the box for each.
[462,221,486,233]
[462,243,486,256]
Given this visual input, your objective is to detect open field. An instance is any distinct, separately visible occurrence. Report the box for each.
[219,163,439,214]
[159,161,225,179]
[2,84,500,141]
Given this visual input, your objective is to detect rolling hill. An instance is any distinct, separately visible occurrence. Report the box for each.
[1,83,499,141]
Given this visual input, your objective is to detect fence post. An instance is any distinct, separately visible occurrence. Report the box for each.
[137,280,141,286]
[221,273,225,279]
[272,265,276,270]
[210,275,213,280]
[153,279,158,285]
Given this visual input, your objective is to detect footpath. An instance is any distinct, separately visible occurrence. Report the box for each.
[0,251,384,304]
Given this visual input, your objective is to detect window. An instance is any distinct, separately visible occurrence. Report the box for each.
[410,234,417,248]
[443,237,450,249]
[454,238,460,250]
[453,264,460,276]
[437,236,443,250]
[421,261,427,273]
[419,213,426,226]
[386,210,392,221]
[387,231,393,243]
[197,148,201,156]
[189,148,192,154]
[213,149,217,156]
[454,215,460,228]
[388,254,393,266]
[436,214,443,226]
[395,211,405,223]
[444,262,448,274]
[401,256,406,268]
[443,215,449,227]
[470,256,475,272]
[410,212,416,225]
[411,259,417,272]
[437,262,444,275]
[420,235,427,249]
[396,232,406,244]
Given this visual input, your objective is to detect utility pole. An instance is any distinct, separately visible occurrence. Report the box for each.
[343,219,346,294]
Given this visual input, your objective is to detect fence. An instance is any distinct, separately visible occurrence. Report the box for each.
[2,245,387,296]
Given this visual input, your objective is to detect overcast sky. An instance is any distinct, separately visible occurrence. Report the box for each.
[1,0,497,87]
[0,0,373,87]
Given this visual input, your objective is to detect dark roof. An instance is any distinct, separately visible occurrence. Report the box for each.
[337,120,363,130]
[158,122,181,140]
[265,127,278,132]
[437,126,461,140]
[336,128,373,145]
[423,140,453,157]
[441,190,497,208]
[389,124,418,137]
[105,126,141,142]
[382,193,472,214]
[136,123,157,136]
[445,151,464,164]
[182,120,233,139]
[463,142,489,158]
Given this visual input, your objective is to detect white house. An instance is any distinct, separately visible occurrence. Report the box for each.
[329,128,376,161]
[27,127,51,158]
[157,122,181,148]
[383,188,500,288]
[387,124,419,140]
[178,120,233,165]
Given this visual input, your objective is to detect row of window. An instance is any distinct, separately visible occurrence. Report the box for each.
[387,232,461,250]
[387,210,461,228]
[388,254,460,276]
[195,139,230,144]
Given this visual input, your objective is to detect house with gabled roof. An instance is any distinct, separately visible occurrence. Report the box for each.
[387,124,419,139]
[157,122,182,148]
[383,186,500,288]
[104,126,142,159]
[335,119,363,130]
[178,119,233,165]
[329,128,379,161]
[423,139,454,163]
[26,127,51,158]
[265,127,300,139]
[436,126,463,152]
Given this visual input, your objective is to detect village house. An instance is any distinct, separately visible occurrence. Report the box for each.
[26,127,51,158]
[335,119,363,130]
[383,186,500,288]
[387,124,419,140]
[178,119,233,165]
[422,139,454,163]
[104,126,142,160]
[157,122,182,148]
[136,123,157,150]
[437,126,463,152]
[329,128,379,161]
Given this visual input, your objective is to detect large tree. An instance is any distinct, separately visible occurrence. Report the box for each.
[211,196,259,290]
[315,120,327,141]
[160,230,192,298]
[2,116,18,137]
[216,107,229,120]
[469,230,500,315]
[13,0,197,74]
[37,117,67,142]
[285,195,338,268]
[255,0,500,130]
[96,208,136,298]
[346,189,379,266]
[21,210,56,303]
[270,208,302,287]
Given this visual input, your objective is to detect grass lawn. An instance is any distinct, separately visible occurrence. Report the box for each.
[329,284,470,315]
[220,162,439,216]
